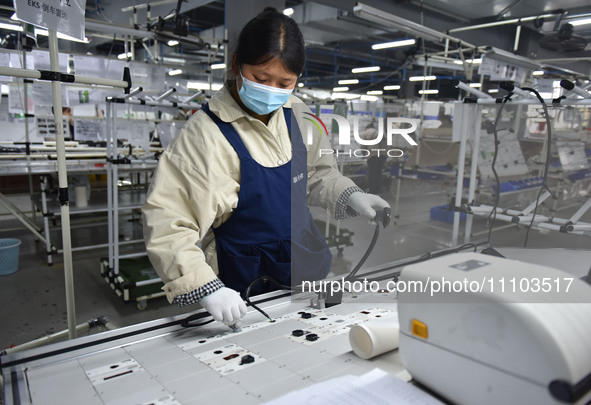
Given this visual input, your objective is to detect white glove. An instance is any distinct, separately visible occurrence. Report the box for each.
[199,287,247,325]
[347,191,390,219]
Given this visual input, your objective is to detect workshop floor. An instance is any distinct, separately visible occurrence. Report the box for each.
[1,177,590,350]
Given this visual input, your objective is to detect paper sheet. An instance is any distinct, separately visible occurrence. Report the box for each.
[264,369,444,405]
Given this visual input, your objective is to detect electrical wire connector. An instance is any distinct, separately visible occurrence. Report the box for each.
[228,323,242,333]
[377,207,392,228]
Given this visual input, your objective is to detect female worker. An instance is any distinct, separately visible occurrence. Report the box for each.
[142,7,389,326]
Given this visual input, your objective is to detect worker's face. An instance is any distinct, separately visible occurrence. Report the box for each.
[232,55,298,91]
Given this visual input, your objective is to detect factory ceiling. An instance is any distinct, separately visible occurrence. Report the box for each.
[0,0,590,96]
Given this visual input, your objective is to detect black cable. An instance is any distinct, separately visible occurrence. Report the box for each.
[520,87,555,247]
[360,243,479,283]
[243,275,293,321]
[180,317,215,328]
[243,208,392,319]
[486,96,511,244]
[345,219,380,282]
[345,208,391,282]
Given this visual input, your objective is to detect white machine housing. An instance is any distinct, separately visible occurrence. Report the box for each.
[397,252,591,405]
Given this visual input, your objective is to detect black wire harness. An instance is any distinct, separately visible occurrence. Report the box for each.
[520,87,556,247]
[495,83,556,246]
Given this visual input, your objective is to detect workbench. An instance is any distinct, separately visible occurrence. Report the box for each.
[1,290,405,405]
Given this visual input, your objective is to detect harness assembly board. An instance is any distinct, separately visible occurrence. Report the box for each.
[1,291,403,405]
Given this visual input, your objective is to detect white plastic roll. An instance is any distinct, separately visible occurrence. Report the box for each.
[349,318,400,360]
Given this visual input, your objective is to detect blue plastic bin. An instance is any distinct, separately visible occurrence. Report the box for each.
[0,238,21,276]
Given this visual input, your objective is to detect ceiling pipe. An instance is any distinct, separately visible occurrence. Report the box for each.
[447,12,570,34]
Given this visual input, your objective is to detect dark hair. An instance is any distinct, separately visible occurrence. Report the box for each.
[235,7,306,76]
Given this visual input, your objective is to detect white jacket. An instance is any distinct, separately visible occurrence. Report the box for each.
[142,84,359,303]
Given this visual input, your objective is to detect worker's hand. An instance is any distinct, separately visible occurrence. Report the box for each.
[199,287,247,325]
[347,191,390,219]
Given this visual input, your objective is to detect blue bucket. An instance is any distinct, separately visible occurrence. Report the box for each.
[0,238,21,276]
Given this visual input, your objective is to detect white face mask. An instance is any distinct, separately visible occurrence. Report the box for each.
[238,71,294,115]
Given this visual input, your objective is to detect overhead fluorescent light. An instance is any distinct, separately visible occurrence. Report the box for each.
[117,52,133,60]
[488,89,499,93]
[187,81,223,91]
[352,66,380,73]
[333,86,349,92]
[456,81,492,98]
[533,70,544,76]
[415,59,465,72]
[167,40,179,46]
[361,95,379,101]
[162,57,186,65]
[338,79,359,85]
[283,7,294,16]
[0,23,23,32]
[211,63,226,70]
[34,27,90,43]
[418,89,438,94]
[331,92,360,100]
[453,58,482,65]
[384,85,400,90]
[354,2,445,43]
[298,83,304,87]
[409,75,436,81]
[372,39,415,50]
[168,69,183,76]
[367,90,383,95]
[570,17,591,26]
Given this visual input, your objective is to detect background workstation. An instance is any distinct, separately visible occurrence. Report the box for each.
[1,0,591,404]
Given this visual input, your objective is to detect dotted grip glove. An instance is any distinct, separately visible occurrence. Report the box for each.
[347,191,390,219]
[199,287,247,325]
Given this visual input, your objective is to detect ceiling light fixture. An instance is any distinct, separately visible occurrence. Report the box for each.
[0,22,23,32]
[533,70,544,76]
[409,75,436,81]
[210,63,226,70]
[352,66,380,73]
[367,90,383,95]
[418,89,438,94]
[283,8,294,16]
[453,58,482,65]
[570,17,591,26]
[361,95,379,101]
[333,87,349,92]
[332,93,360,100]
[117,52,133,60]
[168,69,183,76]
[338,79,359,85]
[354,2,445,43]
[383,85,401,90]
[187,81,223,91]
[35,27,90,43]
[372,38,416,50]
[167,40,179,46]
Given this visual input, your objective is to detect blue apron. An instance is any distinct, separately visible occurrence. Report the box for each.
[202,104,332,296]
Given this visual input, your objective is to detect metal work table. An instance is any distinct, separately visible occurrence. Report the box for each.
[1,290,404,405]
[0,158,156,176]
[2,247,590,404]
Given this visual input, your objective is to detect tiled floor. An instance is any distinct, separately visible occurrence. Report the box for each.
[1,177,589,350]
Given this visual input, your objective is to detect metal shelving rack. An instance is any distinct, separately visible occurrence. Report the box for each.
[452,97,591,245]
[102,88,201,309]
